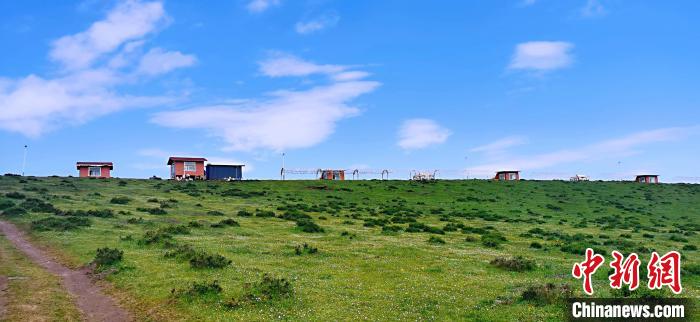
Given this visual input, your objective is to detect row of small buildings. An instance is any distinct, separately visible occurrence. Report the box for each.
[75,160,660,183]
[76,157,244,181]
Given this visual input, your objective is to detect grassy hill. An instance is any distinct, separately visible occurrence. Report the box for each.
[0,175,698,321]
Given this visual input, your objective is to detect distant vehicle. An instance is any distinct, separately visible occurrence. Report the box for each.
[412,171,436,181]
[570,174,589,182]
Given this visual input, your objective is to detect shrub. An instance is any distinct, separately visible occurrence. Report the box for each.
[164,244,197,260]
[2,206,27,216]
[669,235,688,243]
[530,242,543,249]
[683,244,697,251]
[0,198,14,210]
[211,219,239,228]
[294,243,318,255]
[464,236,478,242]
[5,192,26,199]
[147,198,159,203]
[521,283,572,305]
[172,280,223,299]
[481,232,506,248]
[161,225,190,235]
[428,236,446,244]
[684,264,700,277]
[126,217,144,224]
[93,248,123,268]
[110,196,131,204]
[19,198,57,213]
[642,233,655,239]
[190,253,232,269]
[255,210,276,218]
[139,230,172,245]
[237,210,253,217]
[136,207,167,215]
[56,209,114,218]
[382,225,403,233]
[188,221,204,228]
[296,219,324,233]
[490,256,535,271]
[31,217,91,231]
[207,210,225,216]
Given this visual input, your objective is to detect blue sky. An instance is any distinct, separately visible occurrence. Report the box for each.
[1,0,699,181]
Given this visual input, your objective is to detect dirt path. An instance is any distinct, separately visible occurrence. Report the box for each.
[0,221,131,322]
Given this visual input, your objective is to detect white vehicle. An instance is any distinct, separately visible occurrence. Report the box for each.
[570,174,589,182]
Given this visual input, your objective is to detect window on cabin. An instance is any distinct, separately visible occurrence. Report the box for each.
[88,167,101,177]
[509,173,517,180]
[184,162,196,172]
[498,173,505,180]
[639,177,646,183]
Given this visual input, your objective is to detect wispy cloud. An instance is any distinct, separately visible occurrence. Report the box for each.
[397,119,451,150]
[246,0,280,13]
[137,48,196,76]
[152,53,380,152]
[509,41,574,72]
[581,0,607,18]
[470,136,527,153]
[0,0,195,137]
[468,126,700,175]
[295,14,340,34]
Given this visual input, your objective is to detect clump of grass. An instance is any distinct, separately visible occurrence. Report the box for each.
[490,256,535,271]
[294,243,318,255]
[207,210,225,216]
[0,198,14,210]
[172,280,223,300]
[31,216,91,231]
[56,209,114,218]
[381,225,403,234]
[683,244,697,251]
[93,248,124,268]
[20,198,57,213]
[138,229,173,245]
[340,231,357,239]
[110,196,131,204]
[160,225,190,235]
[255,209,276,218]
[529,242,543,249]
[189,252,232,269]
[2,206,27,216]
[481,232,506,248]
[237,210,253,217]
[428,236,446,244]
[188,221,204,228]
[225,274,293,308]
[521,283,572,305]
[136,207,167,215]
[211,218,239,228]
[5,192,26,199]
[126,217,144,224]
[296,219,324,233]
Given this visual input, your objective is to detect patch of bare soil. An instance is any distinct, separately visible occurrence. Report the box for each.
[0,221,131,322]
[0,275,7,318]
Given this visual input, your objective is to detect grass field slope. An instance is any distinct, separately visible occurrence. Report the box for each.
[0,175,698,321]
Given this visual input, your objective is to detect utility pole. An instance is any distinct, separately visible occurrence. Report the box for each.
[281,152,286,180]
[22,145,28,176]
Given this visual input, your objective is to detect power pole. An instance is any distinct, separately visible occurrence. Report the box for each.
[281,152,286,180]
[22,145,28,176]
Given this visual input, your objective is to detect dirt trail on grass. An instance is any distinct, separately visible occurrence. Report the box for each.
[0,221,131,322]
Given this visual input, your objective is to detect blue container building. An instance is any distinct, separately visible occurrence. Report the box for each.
[205,164,244,180]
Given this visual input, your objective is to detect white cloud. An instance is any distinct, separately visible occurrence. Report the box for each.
[581,0,607,17]
[137,48,197,75]
[509,41,574,71]
[247,0,280,13]
[467,126,700,175]
[152,54,379,152]
[50,0,167,70]
[258,53,345,77]
[397,119,451,150]
[0,0,195,137]
[470,136,527,153]
[295,14,340,34]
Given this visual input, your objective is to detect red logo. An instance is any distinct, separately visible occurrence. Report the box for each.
[647,251,682,294]
[572,248,605,295]
[609,251,640,291]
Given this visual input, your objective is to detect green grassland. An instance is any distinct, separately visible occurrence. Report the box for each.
[0,175,698,321]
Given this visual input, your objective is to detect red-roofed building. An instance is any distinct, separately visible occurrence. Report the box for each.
[494,170,520,181]
[167,157,207,180]
[76,162,113,178]
[635,174,659,184]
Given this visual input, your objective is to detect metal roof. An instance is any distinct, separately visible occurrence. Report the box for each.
[76,162,113,170]
[167,157,207,165]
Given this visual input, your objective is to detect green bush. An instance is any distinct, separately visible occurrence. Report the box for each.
[93,248,124,267]
[294,243,318,255]
[5,192,26,199]
[2,206,27,216]
[189,252,232,269]
[110,196,131,204]
[237,210,253,217]
[172,280,223,299]
[683,244,697,251]
[211,219,239,228]
[255,210,276,218]
[428,236,446,244]
[0,198,14,210]
[207,210,225,216]
[31,217,91,231]
[296,219,324,233]
[136,207,167,215]
[529,242,543,249]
